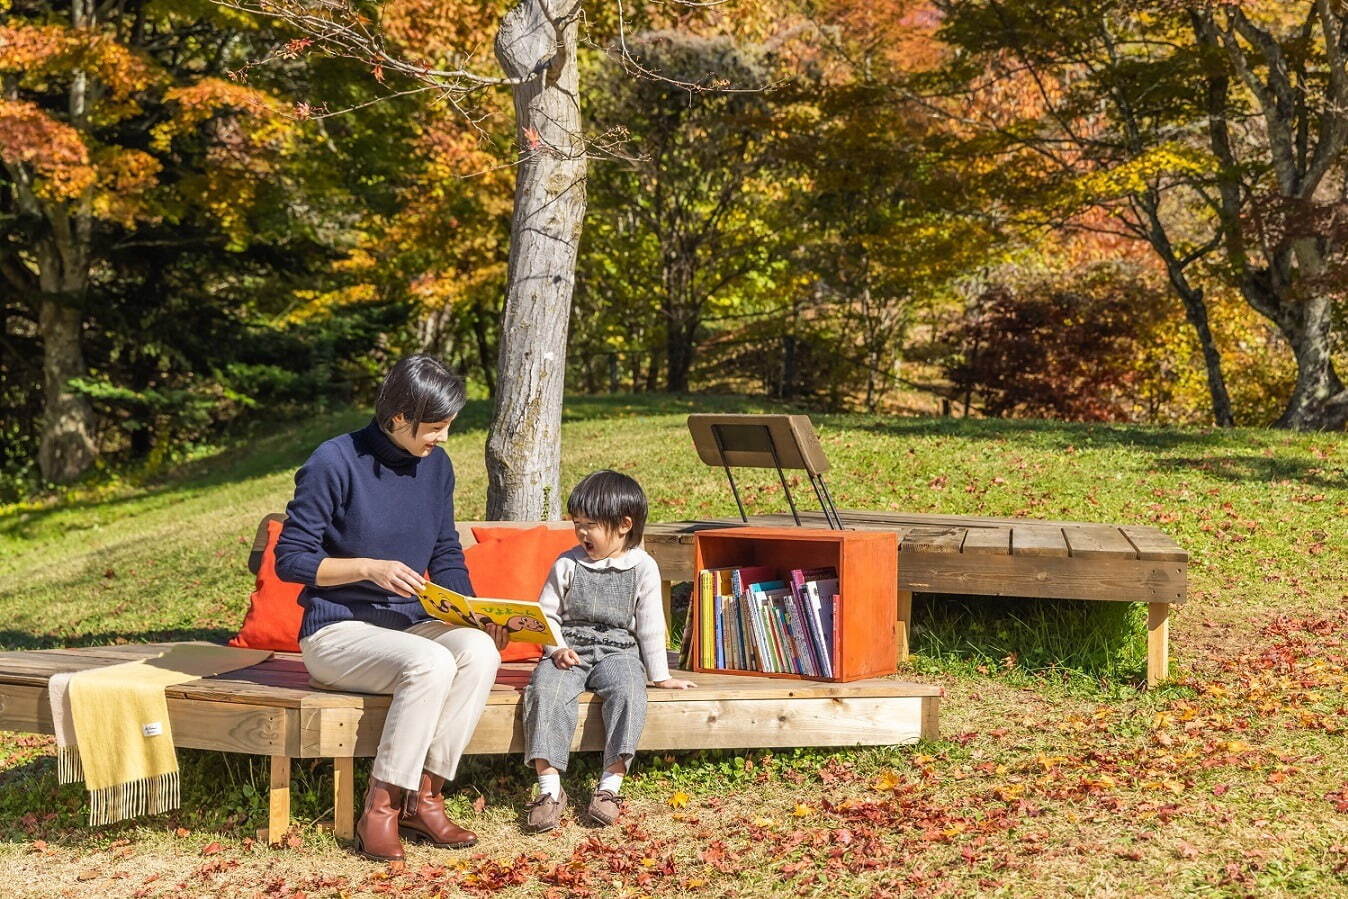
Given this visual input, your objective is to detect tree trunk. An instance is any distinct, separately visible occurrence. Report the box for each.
[486,0,586,520]
[664,318,694,392]
[37,284,97,482]
[1244,273,1348,429]
[26,0,99,482]
[1172,282,1237,428]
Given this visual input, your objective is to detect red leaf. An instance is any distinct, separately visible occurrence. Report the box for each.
[200,841,225,856]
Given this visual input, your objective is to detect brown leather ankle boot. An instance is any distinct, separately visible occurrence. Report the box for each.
[354,778,405,862]
[398,770,478,849]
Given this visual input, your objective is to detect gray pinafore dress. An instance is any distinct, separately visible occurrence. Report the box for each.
[522,561,649,771]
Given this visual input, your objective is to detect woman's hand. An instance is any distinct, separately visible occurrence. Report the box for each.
[654,677,696,689]
[482,622,509,651]
[551,648,581,670]
[360,559,425,597]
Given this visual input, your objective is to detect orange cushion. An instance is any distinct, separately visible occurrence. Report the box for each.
[464,525,578,662]
[229,518,304,653]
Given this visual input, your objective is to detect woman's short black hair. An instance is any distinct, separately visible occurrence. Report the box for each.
[567,469,648,550]
[374,354,467,433]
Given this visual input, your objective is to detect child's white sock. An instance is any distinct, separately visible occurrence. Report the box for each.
[538,772,562,800]
[598,771,624,795]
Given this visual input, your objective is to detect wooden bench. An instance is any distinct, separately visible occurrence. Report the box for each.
[0,644,940,843]
[644,511,1188,687]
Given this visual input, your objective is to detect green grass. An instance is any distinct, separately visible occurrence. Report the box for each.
[2,395,1346,896]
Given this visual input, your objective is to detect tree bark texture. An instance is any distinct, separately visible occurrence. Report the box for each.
[1192,6,1348,430]
[486,0,586,519]
[35,250,97,483]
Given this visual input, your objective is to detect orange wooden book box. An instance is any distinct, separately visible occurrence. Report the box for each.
[692,527,898,682]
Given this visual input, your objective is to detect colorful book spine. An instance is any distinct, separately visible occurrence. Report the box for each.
[706,568,717,668]
[785,593,817,676]
[714,594,724,669]
[804,580,835,678]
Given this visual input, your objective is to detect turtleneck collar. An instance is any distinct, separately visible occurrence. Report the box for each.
[358,418,422,469]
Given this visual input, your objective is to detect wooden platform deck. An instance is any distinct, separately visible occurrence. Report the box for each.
[0,643,939,842]
[643,510,1188,686]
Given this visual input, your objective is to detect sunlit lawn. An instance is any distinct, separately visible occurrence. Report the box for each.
[1,395,1345,896]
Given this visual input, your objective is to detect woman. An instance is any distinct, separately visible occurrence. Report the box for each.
[274,354,505,862]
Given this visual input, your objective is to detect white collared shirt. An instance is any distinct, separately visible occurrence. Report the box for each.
[536,545,670,683]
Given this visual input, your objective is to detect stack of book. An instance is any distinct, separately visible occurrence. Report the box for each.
[695,564,840,677]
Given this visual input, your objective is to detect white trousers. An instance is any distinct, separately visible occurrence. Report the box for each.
[299,619,500,791]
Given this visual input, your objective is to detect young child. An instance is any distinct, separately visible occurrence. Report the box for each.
[522,470,694,831]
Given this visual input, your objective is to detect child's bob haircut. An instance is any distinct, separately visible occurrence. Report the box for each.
[374,354,467,433]
[567,469,648,550]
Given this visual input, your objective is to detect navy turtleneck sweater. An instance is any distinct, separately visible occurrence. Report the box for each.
[274,419,475,639]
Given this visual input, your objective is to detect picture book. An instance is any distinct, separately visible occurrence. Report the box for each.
[417,581,563,645]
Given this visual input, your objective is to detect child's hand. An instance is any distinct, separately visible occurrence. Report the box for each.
[552,648,581,669]
[654,677,696,689]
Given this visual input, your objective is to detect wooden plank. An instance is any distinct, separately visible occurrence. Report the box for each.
[451,696,929,756]
[900,527,965,554]
[1062,526,1137,560]
[644,538,697,582]
[960,527,1010,555]
[1147,603,1170,688]
[1010,526,1069,557]
[0,653,337,708]
[1120,527,1188,562]
[795,509,1135,530]
[332,757,355,841]
[901,555,1186,603]
[0,683,292,754]
[267,755,290,845]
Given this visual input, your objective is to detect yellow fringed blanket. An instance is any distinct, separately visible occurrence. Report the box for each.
[48,644,271,825]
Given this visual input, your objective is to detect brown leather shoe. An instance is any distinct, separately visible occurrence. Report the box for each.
[586,789,624,826]
[525,786,567,833]
[354,778,405,862]
[399,770,478,849]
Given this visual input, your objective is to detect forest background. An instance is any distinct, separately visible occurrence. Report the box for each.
[3,0,1347,500]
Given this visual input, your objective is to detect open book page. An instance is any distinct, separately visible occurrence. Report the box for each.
[417,581,563,645]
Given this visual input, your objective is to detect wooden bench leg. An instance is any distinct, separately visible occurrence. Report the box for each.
[266,755,290,845]
[333,757,355,841]
[1147,602,1170,688]
[896,589,913,664]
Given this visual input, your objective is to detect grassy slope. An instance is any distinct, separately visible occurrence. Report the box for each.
[1,395,1345,897]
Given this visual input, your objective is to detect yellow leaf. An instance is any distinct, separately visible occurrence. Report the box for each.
[792,804,814,817]
[873,770,902,791]
[668,791,690,808]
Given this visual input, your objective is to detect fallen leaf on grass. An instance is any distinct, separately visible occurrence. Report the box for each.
[473,794,487,814]
[76,870,99,881]
[873,771,902,792]
[792,804,815,817]
[668,791,690,808]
